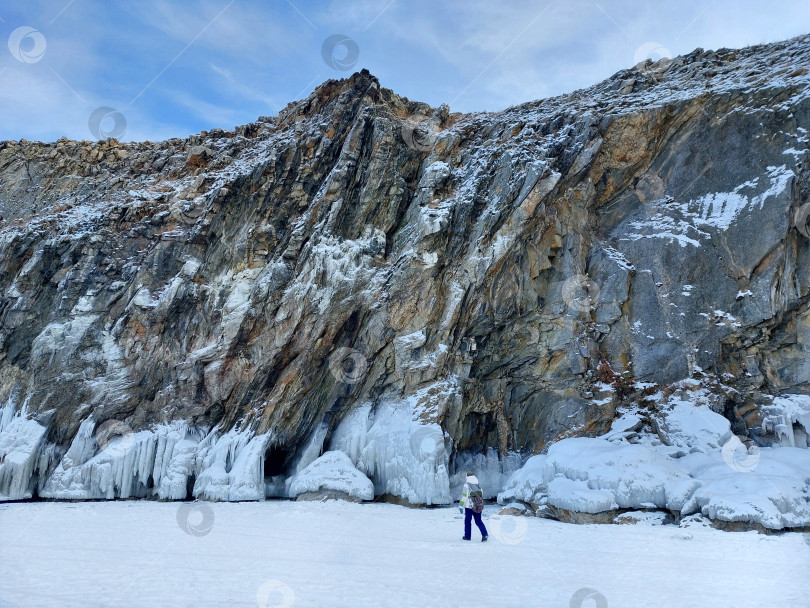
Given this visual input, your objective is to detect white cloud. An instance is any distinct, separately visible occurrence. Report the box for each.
[128,0,305,65]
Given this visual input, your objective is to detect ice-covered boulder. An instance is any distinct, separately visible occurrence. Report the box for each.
[680,447,810,529]
[614,511,669,525]
[496,454,547,505]
[287,450,374,501]
[497,502,533,516]
[543,437,700,513]
[498,400,810,530]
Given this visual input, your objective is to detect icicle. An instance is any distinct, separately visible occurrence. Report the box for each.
[329,398,451,505]
[451,448,524,499]
[0,399,48,500]
[289,422,329,477]
[193,428,270,501]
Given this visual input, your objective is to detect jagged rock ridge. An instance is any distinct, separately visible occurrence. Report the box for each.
[0,35,808,507]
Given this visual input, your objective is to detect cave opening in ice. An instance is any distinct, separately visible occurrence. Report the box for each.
[263,445,293,498]
[263,446,290,478]
[457,411,499,450]
[185,473,196,499]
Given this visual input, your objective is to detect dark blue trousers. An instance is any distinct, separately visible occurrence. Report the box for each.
[464,508,488,538]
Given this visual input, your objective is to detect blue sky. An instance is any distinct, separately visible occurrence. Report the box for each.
[1,0,808,142]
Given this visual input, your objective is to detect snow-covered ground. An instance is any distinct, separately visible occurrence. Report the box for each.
[1,501,808,608]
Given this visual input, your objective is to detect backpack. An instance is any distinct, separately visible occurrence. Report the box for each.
[468,483,484,514]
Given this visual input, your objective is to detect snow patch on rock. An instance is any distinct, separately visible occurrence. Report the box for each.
[653,396,732,451]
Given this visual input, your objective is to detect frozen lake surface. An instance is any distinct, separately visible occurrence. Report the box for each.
[1,500,808,607]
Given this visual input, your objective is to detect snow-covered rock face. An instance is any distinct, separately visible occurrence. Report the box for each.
[0,37,809,506]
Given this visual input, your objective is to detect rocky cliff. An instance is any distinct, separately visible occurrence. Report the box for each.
[0,35,808,505]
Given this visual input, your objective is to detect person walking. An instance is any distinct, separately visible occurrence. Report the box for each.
[459,470,488,542]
